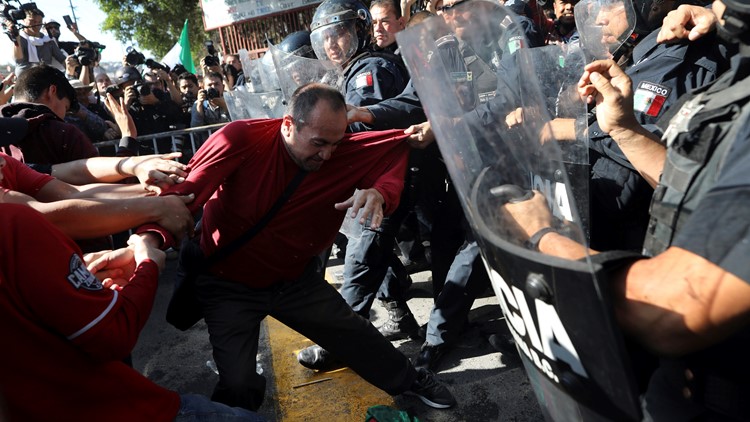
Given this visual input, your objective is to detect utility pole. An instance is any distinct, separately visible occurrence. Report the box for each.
[68,0,79,24]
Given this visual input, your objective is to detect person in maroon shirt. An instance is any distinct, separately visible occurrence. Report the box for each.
[138,83,457,411]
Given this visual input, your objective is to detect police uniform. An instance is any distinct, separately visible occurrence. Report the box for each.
[588,30,732,252]
[339,46,416,320]
[640,54,750,421]
[343,49,409,132]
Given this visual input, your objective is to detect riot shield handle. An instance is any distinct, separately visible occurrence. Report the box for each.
[489,184,533,204]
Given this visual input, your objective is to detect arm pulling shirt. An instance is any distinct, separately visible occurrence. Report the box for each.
[138,118,409,288]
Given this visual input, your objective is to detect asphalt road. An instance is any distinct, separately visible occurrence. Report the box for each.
[132,254,545,421]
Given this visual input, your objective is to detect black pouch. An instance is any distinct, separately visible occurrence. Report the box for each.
[166,234,206,331]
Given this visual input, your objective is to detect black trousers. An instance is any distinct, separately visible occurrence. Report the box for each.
[195,258,418,411]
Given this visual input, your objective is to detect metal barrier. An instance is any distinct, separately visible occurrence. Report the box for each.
[92,123,229,162]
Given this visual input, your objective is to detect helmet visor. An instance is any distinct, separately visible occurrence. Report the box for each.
[311,22,359,68]
[574,0,637,61]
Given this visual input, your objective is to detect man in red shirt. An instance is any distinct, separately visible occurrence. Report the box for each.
[0,128,262,421]
[140,83,456,410]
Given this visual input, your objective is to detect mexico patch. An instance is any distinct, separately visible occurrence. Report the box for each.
[633,81,671,117]
[355,72,373,89]
[67,254,103,291]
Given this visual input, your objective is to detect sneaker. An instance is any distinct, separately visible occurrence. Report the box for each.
[378,301,422,340]
[297,345,344,371]
[414,343,447,371]
[404,368,456,409]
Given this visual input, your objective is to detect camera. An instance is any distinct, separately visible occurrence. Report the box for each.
[205,40,217,56]
[203,55,219,67]
[145,58,169,72]
[2,1,37,41]
[125,46,145,66]
[132,81,152,97]
[73,46,97,66]
[206,87,220,100]
[172,63,187,76]
[104,84,121,96]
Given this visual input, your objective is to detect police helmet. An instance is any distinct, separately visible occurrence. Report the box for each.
[114,66,143,85]
[279,30,316,59]
[310,0,372,66]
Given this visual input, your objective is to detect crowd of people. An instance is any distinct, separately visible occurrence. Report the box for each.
[1,0,749,420]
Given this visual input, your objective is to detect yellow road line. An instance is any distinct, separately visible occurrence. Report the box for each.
[265,266,395,421]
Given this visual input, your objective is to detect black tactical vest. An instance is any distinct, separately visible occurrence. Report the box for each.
[642,61,750,419]
[642,66,750,256]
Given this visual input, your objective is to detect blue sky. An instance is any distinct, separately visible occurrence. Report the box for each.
[0,0,154,66]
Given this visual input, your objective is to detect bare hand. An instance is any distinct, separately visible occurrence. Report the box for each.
[401,0,418,24]
[501,191,554,240]
[404,121,435,149]
[657,5,717,44]
[85,247,134,290]
[577,60,638,135]
[65,55,80,74]
[122,153,188,194]
[155,194,196,242]
[104,93,137,137]
[346,104,375,125]
[334,188,386,230]
[123,86,138,108]
[0,82,14,106]
[86,234,166,290]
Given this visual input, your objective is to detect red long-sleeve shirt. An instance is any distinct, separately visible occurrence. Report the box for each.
[141,118,409,288]
[0,204,179,422]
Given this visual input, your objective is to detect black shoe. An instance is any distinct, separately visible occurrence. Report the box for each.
[414,343,447,371]
[378,301,421,340]
[402,258,431,275]
[297,345,344,371]
[404,368,456,409]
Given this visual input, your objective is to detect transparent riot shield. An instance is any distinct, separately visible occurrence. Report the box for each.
[269,44,344,102]
[239,49,281,93]
[223,89,285,120]
[524,43,590,237]
[398,1,642,420]
[574,0,637,62]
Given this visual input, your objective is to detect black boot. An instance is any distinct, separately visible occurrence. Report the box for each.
[377,300,421,340]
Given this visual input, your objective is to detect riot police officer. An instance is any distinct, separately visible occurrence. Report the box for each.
[504,1,750,418]
[296,0,416,371]
[553,0,732,252]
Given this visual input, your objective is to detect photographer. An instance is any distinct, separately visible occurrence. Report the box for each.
[176,72,199,127]
[223,53,245,90]
[190,71,229,128]
[143,61,182,106]
[65,40,100,86]
[110,65,182,136]
[8,6,66,77]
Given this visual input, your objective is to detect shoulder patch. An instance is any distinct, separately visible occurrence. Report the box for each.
[67,254,103,291]
[633,81,672,117]
[355,71,374,89]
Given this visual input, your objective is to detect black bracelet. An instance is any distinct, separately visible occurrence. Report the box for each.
[525,227,557,251]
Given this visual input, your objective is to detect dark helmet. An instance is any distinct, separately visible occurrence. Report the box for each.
[718,0,750,43]
[279,30,315,59]
[114,66,143,85]
[310,0,372,66]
